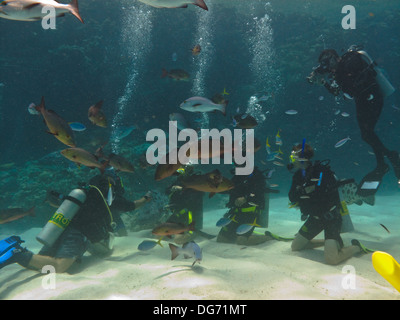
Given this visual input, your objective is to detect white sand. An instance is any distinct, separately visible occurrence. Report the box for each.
[0,196,399,300]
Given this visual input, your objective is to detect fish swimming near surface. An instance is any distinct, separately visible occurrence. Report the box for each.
[181,169,234,198]
[180,96,227,116]
[137,0,208,10]
[232,113,257,129]
[191,44,201,56]
[61,147,108,173]
[0,0,84,23]
[0,206,35,224]
[35,97,76,147]
[169,241,202,266]
[88,100,107,128]
[152,221,195,237]
[161,68,190,81]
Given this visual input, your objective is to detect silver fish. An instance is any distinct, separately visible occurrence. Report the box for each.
[169,241,202,266]
[137,0,207,10]
[180,96,226,116]
[0,0,83,23]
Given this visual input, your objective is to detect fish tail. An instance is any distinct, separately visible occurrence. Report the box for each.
[194,0,208,10]
[161,68,168,78]
[35,96,45,113]
[68,0,84,23]
[168,243,179,260]
[156,237,164,248]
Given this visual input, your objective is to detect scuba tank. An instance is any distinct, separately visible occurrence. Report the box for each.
[357,50,395,98]
[36,189,87,247]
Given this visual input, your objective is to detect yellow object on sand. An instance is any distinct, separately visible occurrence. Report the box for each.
[372,251,400,293]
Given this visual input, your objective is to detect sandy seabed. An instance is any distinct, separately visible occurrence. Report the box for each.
[0,196,399,300]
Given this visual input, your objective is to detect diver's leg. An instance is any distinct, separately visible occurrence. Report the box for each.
[25,255,76,273]
[324,239,360,265]
[291,233,324,251]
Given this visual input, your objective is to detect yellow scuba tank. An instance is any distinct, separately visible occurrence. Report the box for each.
[357,50,395,98]
[36,189,87,247]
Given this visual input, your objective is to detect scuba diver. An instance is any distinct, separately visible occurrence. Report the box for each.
[0,170,152,273]
[217,165,288,246]
[287,142,373,265]
[164,166,204,244]
[307,45,399,196]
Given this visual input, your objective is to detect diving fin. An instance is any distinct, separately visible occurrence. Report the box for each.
[0,236,24,257]
[357,165,389,197]
[264,231,294,242]
[372,251,400,293]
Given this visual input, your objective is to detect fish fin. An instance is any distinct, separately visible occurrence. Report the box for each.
[194,0,208,10]
[168,243,179,260]
[68,0,84,23]
[35,96,45,113]
[46,131,58,136]
[209,192,216,198]
[156,237,163,248]
[56,13,66,18]
[23,3,41,9]
[161,68,168,78]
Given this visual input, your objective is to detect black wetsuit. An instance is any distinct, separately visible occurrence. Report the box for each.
[288,161,343,246]
[320,50,398,177]
[71,183,136,242]
[217,168,266,242]
[166,176,204,229]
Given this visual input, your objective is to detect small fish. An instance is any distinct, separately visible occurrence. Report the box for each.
[380,223,390,233]
[152,221,195,237]
[0,0,84,23]
[0,206,35,224]
[69,122,86,132]
[275,130,282,146]
[28,102,40,115]
[236,218,261,235]
[161,68,190,81]
[138,240,159,251]
[335,137,351,148]
[334,109,341,115]
[191,44,201,56]
[107,180,114,206]
[35,97,76,147]
[112,125,135,140]
[169,241,202,267]
[88,100,107,128]
[180,96,226,116]
[222,88,229,96]
[265,137,271,154]
[341,112,350,117]
[61,147,108,173]
[138,0,208,10]
[216,215,238,227]
[269,184,279,188]
[232,113,257,129]
[172,52,178,62]
[273,161,284,166]
[300,195,310,199]
[285,109,298,115]
[266,168,275,179]
[318,96,324,101]
[310,178,320,182]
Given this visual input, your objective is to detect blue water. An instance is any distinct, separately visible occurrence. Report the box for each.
[0,0,399,232]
